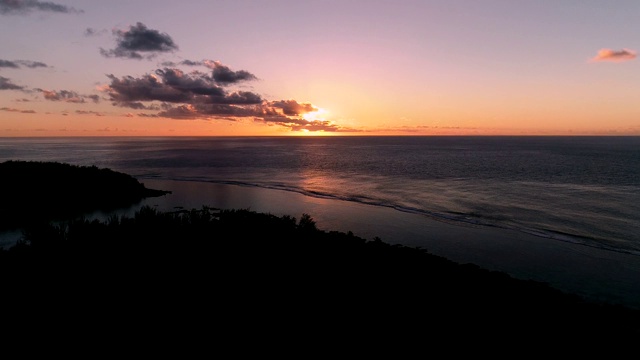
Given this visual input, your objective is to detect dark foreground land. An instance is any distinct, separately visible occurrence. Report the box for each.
[0,160,169,230]
[1,161,639,348]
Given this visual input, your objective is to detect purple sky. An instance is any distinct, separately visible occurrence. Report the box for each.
[1,0,639,136]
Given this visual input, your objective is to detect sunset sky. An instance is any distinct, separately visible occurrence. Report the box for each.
[1,0,639,136]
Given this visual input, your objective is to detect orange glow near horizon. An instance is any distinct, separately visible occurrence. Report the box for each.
[2,3,640,137]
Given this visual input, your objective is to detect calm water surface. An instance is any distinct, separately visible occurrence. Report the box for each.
[1,136,639,255]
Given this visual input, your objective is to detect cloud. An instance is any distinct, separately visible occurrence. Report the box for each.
[156,68,226,96]
[84,27,107,37]
[118,101,159,110]
[590,48,637,62]
[210,61,258,84]
[0,59,19,68]
[159,59,258,85]
[1,106,35,113]
[258,116,343,132]
[19,60,47,68]
[157,103,271,119]
[269,100,317,116]
[0,59,48,68]
[100,22,178,60]
[106,71,312,119]
[106,69,268,113]
[105,72,199,104]
[104,67,262,107]
[0,0,82,15]
[106,63,342,132]
[75,110,104,116]
[0,76,24,90]
[36,88,100,103]
[160,60,202,67]
[86,94,100,102]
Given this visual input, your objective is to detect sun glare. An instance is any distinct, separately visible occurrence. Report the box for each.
[302,108,328,122]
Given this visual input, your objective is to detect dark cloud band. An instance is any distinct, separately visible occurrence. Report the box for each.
[104,67,262,107]
[1,106,35,113]
[0,76,24,90]
[102,63,341,131]
[159,59,258,85]
[35,88,100,103]
[0,0,82,15]
[0,59,48,68]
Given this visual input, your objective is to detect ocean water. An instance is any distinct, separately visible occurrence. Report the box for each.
[1,136,639,256]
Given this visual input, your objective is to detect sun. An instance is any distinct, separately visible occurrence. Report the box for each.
[302,108,328,122]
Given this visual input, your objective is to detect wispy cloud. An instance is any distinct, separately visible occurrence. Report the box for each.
[35,88,100,103]
[100,22,178,60]
[75,110,104,116]
[160,60,203,67]
[590,48,637,63]
[0,76,24,90]
[1,106,35,113]
[0,59,19,68]
[84,27,107,37]
[0,0,82,15]
[268,117,345,133]
[0,59,48,69]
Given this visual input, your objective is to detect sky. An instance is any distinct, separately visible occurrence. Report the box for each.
[1,0,639,137]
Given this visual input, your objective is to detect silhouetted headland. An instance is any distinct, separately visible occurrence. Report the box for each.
[0,161,638,343]
[0,160,170,230]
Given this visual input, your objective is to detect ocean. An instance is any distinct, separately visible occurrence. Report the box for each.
[1,136,638,255]
[3,135,640,308]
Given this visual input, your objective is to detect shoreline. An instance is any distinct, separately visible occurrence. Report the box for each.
[189,179,640,257]
[2,176,639,309]
[133,178,640,309]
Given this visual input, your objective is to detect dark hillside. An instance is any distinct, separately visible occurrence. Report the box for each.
[1,206,638,343]
[1,161,638,347]
[0,160,169,229]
